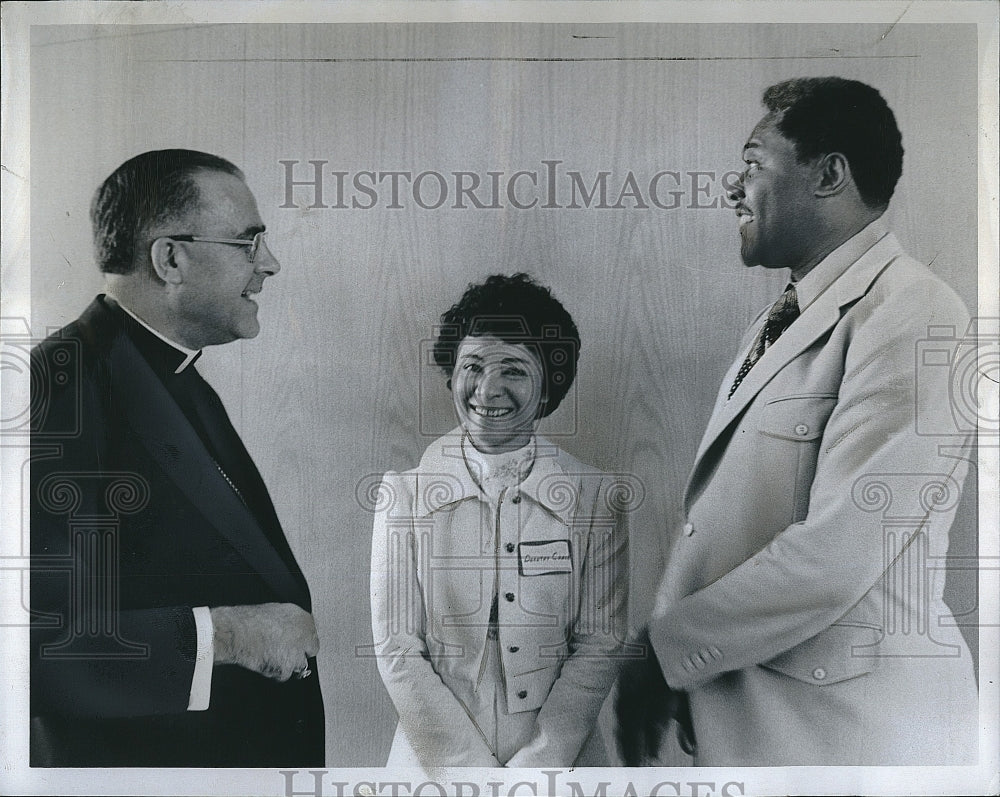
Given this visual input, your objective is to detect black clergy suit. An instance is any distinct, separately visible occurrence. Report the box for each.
[30,295,324,766]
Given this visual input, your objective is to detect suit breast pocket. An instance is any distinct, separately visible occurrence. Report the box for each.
[758,394,838,521]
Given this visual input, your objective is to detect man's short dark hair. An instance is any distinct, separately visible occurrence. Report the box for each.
[90,149,243,274]
[433,273,581,418]
[762,77,903,210]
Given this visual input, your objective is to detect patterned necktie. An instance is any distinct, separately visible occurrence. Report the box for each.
[728,284,800,399]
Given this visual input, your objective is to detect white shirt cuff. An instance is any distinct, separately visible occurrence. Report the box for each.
[187,606,214,711]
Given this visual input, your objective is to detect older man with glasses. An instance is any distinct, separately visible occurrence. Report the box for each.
[30,149,325,767]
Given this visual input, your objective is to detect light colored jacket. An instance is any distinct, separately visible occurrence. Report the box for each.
[649,224,979,765]
[371,432,629,768]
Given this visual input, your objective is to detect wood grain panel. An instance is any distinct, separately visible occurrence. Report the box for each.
[29,21,980,766]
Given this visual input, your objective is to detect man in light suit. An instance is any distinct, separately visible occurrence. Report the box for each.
[618,77,978,765]
[30,150,324,766]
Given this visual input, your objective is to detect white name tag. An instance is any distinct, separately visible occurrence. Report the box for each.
[518,540,573,576]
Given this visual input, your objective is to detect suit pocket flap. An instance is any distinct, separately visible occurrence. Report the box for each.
[758,394,837,441]
[761,624,880,685]
[507,666,559,713]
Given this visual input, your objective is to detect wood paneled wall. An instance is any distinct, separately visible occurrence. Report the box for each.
[29,22,980,765]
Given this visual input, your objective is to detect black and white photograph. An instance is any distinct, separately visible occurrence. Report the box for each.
[1,2,997,795]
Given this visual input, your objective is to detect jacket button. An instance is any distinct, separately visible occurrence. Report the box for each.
[683,522,695,537]
[505,592,515,602]
[509,645,519,653]
[511,495,522,504]
[517,690,527,699]
[795,423,810,436]
[812,667,827,681]
[505,542,516,553]
[295,719,306,733]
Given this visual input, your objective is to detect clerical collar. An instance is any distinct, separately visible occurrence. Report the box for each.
[105,293,201,373]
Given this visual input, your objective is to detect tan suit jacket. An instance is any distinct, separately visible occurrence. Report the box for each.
[649,222,978,765]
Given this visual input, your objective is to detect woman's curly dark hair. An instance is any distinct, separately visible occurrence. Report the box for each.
[433,273,581,418]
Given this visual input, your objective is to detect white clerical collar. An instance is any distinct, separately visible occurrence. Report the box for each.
[107,293,201,373]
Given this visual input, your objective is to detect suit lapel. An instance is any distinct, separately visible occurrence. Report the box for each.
[101,316,308,606]
[684,233,904,508]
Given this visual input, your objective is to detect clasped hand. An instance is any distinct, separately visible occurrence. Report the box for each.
[211,602,320,682]
[615,626,695,765]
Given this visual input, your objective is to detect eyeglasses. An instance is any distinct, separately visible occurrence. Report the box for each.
[169,231,269,263]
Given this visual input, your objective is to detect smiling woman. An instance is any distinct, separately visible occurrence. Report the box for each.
[450,334,545,454]
[369,273,629,769]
